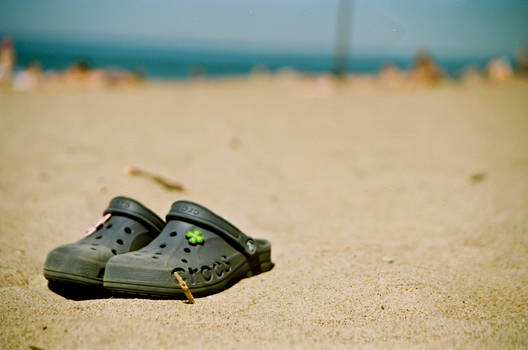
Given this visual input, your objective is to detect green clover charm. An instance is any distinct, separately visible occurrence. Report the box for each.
[186,229,204,245]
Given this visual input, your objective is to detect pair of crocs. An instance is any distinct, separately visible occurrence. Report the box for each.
[43,197,273,298]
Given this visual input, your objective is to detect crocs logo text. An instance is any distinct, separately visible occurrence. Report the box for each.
[174,205,199,216]
[177,256,231,285]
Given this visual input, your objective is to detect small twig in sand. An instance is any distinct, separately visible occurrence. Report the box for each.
[469,172,487,184]
[173,271,195,304]
[124,166,185,192]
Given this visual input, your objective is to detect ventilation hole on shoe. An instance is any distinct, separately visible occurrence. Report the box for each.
[214,263,224,277]
[91,243,99,246]
[152,256,159,259]
[159,244,166,248]
[133,253,140,256]
[155,252,162,255]
[95,236,102,239]
[169,231,177,237]
[124,227,131,234]
[221,256,230,272]
[181,258,187,263]
[97,268,105,278]
[106,224,113,229]
[184,248,190,253]
[201,266,212,281]
[116,239,124,245]
[111,249,117,255]
[90,247,96,251]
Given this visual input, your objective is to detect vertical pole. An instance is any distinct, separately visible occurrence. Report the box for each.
[332,0,354,79]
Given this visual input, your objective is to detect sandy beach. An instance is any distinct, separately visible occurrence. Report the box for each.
[1,78,527,349]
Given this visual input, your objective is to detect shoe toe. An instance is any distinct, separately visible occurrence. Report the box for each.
[43,243,112,284]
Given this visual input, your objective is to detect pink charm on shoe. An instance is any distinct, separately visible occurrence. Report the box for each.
[85,213,111,235]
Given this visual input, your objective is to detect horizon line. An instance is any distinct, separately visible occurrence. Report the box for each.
[1,31,518,62]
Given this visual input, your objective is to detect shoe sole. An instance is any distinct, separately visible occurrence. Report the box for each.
[43,268,103,286]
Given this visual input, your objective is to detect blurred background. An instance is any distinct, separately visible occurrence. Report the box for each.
[1,0,527,86]
[1,2,528,348]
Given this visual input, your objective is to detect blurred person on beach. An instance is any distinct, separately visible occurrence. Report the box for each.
[61,59,143,88]
[487,57,514,82]
[410,51,443,84]
[0,36,15,86]
[13,60,42,91]
[104,68,144,87]
[63,59,92,86]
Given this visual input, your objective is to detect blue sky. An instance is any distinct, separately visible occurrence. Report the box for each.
[1,0,527,58]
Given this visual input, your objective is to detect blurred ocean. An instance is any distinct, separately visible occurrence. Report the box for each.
[13,38,506,80]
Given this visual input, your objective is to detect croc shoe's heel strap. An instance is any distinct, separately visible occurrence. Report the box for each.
[104,196,165,234]
[166,200,257,256]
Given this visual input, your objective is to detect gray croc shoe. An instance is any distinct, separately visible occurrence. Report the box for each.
[103,200,273,298]
[43,196,164,286]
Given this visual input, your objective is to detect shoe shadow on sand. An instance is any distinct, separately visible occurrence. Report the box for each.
[47,281,112,301]
[47,263,274,301]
